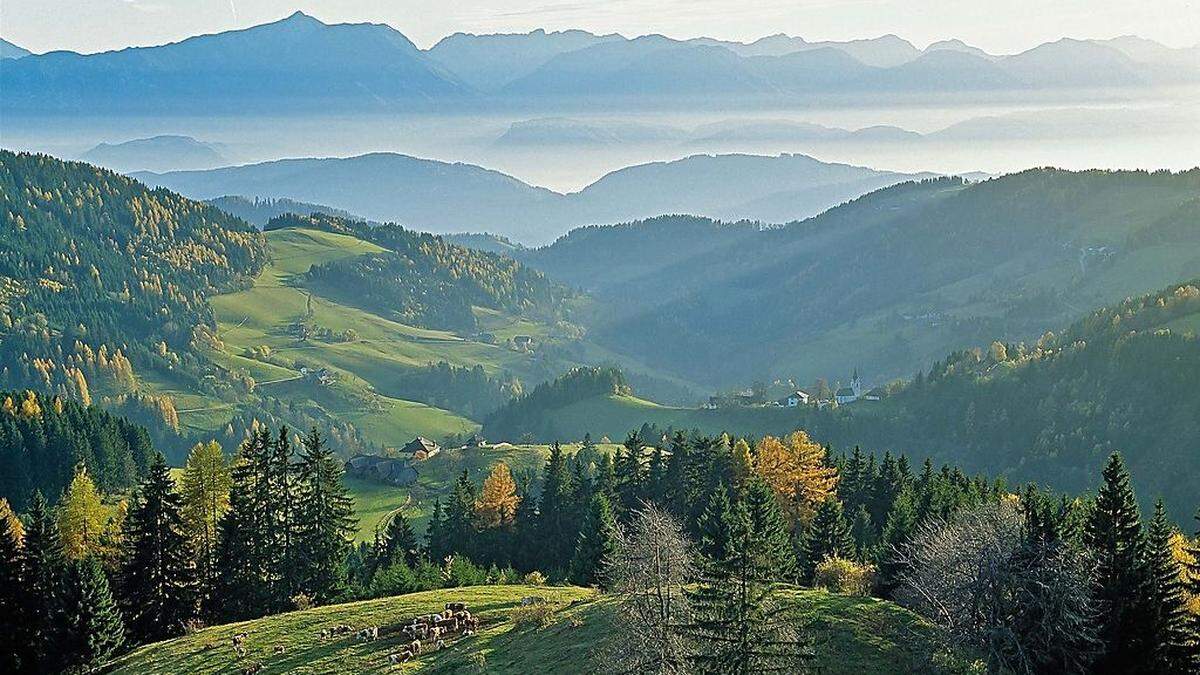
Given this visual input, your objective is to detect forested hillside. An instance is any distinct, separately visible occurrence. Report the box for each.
[765,280,1200,515]
[0,391,154,510]
[525,169,1200,388]
[0,150,268,418]
[276,213,574,333]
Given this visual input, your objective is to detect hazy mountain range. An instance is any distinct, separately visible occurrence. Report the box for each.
[3,13,1196,115]
[80,135,229,173]
[0,38,30,59]
[132,152,933,244]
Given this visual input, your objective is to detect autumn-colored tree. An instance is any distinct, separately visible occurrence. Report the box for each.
[730,438,753,491]
[752,431,838,524]
[58,465,106,560]
[179,441,231,604]
[475,461,520,528]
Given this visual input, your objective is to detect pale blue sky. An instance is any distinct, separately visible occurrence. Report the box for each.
[2,0,1198,54]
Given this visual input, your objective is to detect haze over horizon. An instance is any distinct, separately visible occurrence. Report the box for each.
[3,0,1198,55]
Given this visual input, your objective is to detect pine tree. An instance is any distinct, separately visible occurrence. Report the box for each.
[378,510,419,569]
[120,453,197,643]
[443,470,478,559]
[60,558,124,671]
[23,491,66,672]
[801,498,854,582]
[293,428,356,604]
[697,483,736,563]
[742,477,796,581]
[849,504,875,559]
[212,432,270,621]
[646,444,668,504]
[570,491,619,588]
[1187,507,1200,671]
[1084,452,1148,674]
[686,498,810,674]
[538,442,575,570]
[615,431,645,518]
[0,499,29,673]
[876,486,917,596]
[1143,500,1193,672]
[425,498,447,561]
[267,427,298,601]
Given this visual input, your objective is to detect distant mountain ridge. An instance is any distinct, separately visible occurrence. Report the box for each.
[80,135,228,172]
[3,13,1195,115]
[133,151,927,244]
[0,38,30,59]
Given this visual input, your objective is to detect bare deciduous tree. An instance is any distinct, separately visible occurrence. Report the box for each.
[894,501,1099,674]
[602,502,696,675]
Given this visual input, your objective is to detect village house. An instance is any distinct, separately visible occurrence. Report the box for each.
[777,390,811,407]
[344,454,419,486]
[401,436,441,460]
[835,370,865,405]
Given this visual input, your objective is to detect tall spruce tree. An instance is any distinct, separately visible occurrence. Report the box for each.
[570,491,619,588]
[425,498,448,562]
[1188,508,1200,671]
[801,497,855,582]
[615,430,645,519]
[212,431,270,620]
[23,490,66,672]
[378,510,419,569]
[294,428,356,604]
[742,477,796,581]
[697,483,736,563]
[443,470,478,559]
[1084,452,1149,674]
[538,442,574,571]
[120,453,197,643]
[1143,500,1193,672]
[60,558,125,672]
[877,486,917,596]
[686,499,810,673]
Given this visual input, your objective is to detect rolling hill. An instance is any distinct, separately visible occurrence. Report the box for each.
[0,37,30,59]
[106,585,969,674]
[80,135,229,173]
[133,152,923,245]
[523,168,1200,387]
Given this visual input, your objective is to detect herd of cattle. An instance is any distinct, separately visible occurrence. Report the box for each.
[222,601,483,672]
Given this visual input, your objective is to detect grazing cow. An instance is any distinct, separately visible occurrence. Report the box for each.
[463,629,475,637]
[273,645,287,655]
[436,640,446,651]
[445,602,466,612]
[520,596,546,606]
[242,662,263,675]
[409,639,422,655]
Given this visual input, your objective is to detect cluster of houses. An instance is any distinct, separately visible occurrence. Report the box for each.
[777,371,885,408]
[299,366,337,387]
[344,434,491,487]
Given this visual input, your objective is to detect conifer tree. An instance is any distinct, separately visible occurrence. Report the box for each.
[23,491,66,672]
[425,498,447,561]
[538,442,575,570]
[1143,500,1193,672]
[120,453,197,642]
[686,497,810,673]
[475,461,520,528]
[697,483,736,563]
[293,428,356,603]
[615,431,645,518]
[646,444,668,504]
[1084,452,1148,674]
[802,497,855,582]
[742,477,796,581]
[212,432,270,620]
[60,558,124,671]
[0,499,29,673]
[877,486,917,596]
[1187,507,1200,670]
[570,491,619,588]
[58,464,106,561]
[179,440,230,609]
[378,510,419,569]
[849,505,875,558]
[443,470,478,559]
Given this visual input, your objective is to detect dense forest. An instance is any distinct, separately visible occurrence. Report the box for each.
[523,169,1200,388]
[269,212,574,333]
[0,391,154,510]
[784,280,1200,516]
[0,150,268,417]
[483,367,632,440]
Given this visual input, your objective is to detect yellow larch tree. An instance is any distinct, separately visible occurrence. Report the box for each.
[58,465,107,560]
[753,430,839,525]
[475,461,520,528]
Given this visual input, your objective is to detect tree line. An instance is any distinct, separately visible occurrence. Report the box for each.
[0,423,355,673]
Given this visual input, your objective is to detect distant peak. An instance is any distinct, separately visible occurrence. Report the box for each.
[278,10,323,26]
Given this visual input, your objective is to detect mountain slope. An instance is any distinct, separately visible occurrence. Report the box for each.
[0,38,30,59]
[135,152,922,245]
[427,29,622,91]
[524,169,1200,386]
[0,12,469,114]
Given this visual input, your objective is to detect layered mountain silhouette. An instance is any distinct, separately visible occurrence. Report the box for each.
[133,152,927,244]
[3,13,1195,114]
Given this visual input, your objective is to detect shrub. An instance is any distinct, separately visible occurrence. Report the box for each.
[510,602,556,629]
[290,593,314,611]
[813,556,875,596]
[523,570,547,586]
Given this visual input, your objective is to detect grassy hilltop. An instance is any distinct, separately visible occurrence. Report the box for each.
[108,585,969,674]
